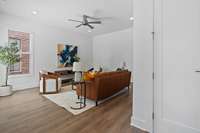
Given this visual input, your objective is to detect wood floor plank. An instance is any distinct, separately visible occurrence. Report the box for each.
[0,87,147,133]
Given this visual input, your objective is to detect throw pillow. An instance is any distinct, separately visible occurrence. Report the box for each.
[83,72,98,81]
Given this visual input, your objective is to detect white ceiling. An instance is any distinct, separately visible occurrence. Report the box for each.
[0,0,133,36]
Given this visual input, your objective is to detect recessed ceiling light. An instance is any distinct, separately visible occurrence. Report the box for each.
[129,17,134,21]
[32,11,38,15]
[88,30,92,33]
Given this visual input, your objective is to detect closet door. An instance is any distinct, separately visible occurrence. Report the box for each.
[155,0,200,133]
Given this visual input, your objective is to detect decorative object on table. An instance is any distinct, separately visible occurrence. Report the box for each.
[39,70,62,94]
[0,42,20,96]
[57,44,79,68]
[116,61,127,71]
[116,68,123,71]
[99,67,103,72]
[73,62,84,82]
[121,61,127,70]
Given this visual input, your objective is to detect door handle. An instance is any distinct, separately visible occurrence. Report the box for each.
[195,70,200,72]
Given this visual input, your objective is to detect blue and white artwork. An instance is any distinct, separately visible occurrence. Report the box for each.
[57,44,78,67]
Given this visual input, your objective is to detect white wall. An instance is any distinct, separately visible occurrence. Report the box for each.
[131,0,154,132]
[0,13,93,91]
[93,28,133,71]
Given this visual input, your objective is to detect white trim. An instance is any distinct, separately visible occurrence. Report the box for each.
[131,115,134,126]
[29,32,34,76]
[154,0,163,133]
[12,80,39,91]
[131,116,150,132]
[8,31,34,76]
[9,73,33,78]
[153,0,163,132]
[163,119,200,132]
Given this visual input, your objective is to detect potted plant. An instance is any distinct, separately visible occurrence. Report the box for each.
[74,55,80,62]
[0,42,20,96]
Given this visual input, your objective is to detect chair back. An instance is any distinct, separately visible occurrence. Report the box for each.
[39,70,48,75]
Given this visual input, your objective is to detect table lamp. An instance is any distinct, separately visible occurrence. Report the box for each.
[73,62,84,82]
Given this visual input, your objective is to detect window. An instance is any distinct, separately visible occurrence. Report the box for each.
[8,30,30,75]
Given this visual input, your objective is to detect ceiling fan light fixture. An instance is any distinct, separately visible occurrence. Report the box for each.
[129,17,134,21]
[32,11,38,15]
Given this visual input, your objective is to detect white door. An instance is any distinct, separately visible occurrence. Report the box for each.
[154,0,200,133]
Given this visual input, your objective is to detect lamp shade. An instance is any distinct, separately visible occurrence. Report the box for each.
[73,62,84,72]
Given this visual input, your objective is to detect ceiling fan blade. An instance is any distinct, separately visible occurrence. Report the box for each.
[68,19,82,23]
[87,24,94,29]
[76,24,83,28]
[88,21,101,24]
[85,15,100,20]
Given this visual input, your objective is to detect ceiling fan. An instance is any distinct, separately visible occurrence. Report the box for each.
[68,15,102,29]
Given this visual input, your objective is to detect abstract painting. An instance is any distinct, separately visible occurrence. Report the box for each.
[57,44,78,67]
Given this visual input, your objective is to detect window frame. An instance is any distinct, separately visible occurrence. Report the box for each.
[8,31,34,78]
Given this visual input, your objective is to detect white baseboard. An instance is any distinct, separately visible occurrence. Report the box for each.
[131,116,149,132]
[12,81,39,91]
[131,115,134,126]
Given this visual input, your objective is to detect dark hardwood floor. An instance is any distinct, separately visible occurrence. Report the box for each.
[0,87,146,133]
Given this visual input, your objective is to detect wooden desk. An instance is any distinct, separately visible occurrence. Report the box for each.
[54,67,74,86]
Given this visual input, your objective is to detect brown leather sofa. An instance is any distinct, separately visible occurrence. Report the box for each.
[76,71,131,106]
